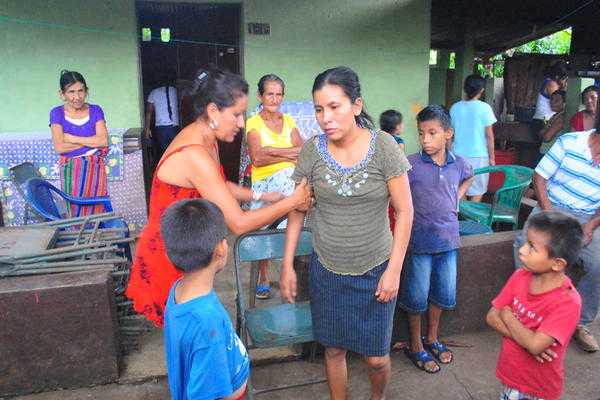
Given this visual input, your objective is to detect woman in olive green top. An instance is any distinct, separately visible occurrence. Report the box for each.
[281,67,413,400]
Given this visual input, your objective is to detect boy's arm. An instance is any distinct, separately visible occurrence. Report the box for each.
[486,306,513,338]
[457,176,474,203]
[485,125,495,166]
[500,306,556,356]
[220,380,248,400]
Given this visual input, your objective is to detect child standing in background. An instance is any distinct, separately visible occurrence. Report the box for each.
[379,109,405,152]
[450,74,496,202]
[399,105,473,373]
[487,211,583,400]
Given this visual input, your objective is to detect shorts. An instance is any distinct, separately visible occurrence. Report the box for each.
[398,250,457,314]
[464,156,489,196]
[500,384,545,400]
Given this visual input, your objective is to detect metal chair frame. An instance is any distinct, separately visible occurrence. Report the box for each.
[8,162,45,224]
[234,228,326,399]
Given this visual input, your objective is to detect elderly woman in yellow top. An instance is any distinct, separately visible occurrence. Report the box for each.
[247,74,303,299]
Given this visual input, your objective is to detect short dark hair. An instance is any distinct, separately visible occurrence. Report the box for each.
[59,70,87,92]
[379,110,403,135]
[160,198,226,272]
[416,104,452,131]
[526,211,583,268]
[551,89,566,103]
[548,61,570,80]
[464,74,485,100]
[258,74,285,96]
[312,66,375,129]
[182,69,248,120]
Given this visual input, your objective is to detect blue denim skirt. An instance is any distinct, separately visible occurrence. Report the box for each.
[309,252,396,357]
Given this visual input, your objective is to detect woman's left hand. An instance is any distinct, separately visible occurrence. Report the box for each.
[261,191,285,203]
[375,268,401,303]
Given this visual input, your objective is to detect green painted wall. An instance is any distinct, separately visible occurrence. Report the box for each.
[243,0,431,154]
[429,68,447,106]
[1,0,431,153]
[0,0,142,132]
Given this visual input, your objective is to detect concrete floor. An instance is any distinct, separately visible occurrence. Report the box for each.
[5,233,600,400]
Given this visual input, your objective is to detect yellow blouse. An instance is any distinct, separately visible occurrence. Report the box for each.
[246,113,297,182]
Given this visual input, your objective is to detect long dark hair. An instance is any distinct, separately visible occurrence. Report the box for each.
[59,70,87,91]
[312,66,375,129]
[181,69,248,120]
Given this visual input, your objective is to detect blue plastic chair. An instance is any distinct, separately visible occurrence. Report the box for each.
[234,228,326,398]
[24,178,131,259]
[25,178,113,220]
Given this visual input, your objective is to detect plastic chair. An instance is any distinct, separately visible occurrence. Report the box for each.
[459,165,534,230]
[234,228,326,398]
[25,178,131,260]
[458,220,493,236]
[8,162,45,224]
[25,178,113,220]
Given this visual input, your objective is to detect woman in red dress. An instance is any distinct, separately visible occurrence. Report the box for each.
[570,85,599,132]
[126,70,312,326]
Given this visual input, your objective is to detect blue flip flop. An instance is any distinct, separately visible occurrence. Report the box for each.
[255,285,271,300]
[422,338,453,364]
[404,346,440,373]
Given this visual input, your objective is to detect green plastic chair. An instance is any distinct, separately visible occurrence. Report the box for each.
[459,165,534,230]
[234,228,326,399]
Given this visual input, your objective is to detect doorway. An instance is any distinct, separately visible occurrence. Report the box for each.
[136,1,242,186]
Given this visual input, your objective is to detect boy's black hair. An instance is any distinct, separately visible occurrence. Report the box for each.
[526,211,583,268]
[416,104,452,131]
[464,74,485,100]
[379,109,403,135]
[160,198,226,273]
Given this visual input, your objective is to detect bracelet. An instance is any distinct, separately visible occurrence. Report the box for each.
[252,189,263,202]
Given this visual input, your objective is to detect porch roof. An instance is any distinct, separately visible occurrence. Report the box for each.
[431,0,600,54]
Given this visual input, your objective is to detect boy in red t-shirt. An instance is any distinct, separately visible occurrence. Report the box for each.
[486,211,583,400]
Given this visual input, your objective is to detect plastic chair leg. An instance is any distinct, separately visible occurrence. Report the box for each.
[309,341,318,363]
[249,260,260,309]
[246,374,255,400]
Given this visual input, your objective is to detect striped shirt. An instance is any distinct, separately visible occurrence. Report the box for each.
[535,130,600,214]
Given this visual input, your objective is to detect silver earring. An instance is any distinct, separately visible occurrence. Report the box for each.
[209,119,218,129]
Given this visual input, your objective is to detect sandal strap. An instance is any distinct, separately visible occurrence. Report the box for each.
[424,341,449,355]
[256,285,270,293]
[409,348,435,363]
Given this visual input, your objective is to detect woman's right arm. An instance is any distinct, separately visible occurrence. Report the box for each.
[280,208,306,304]
[181,147,311,235]
[144,102,154,139]
[51,124,85,154]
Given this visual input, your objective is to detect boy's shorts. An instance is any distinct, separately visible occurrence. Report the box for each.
[464,156,489,196]
[500,384,545,400]
[398,250,457,314]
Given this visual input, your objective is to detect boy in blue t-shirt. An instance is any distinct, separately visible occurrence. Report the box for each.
[399,105,473,373]
[161,198,249,400]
